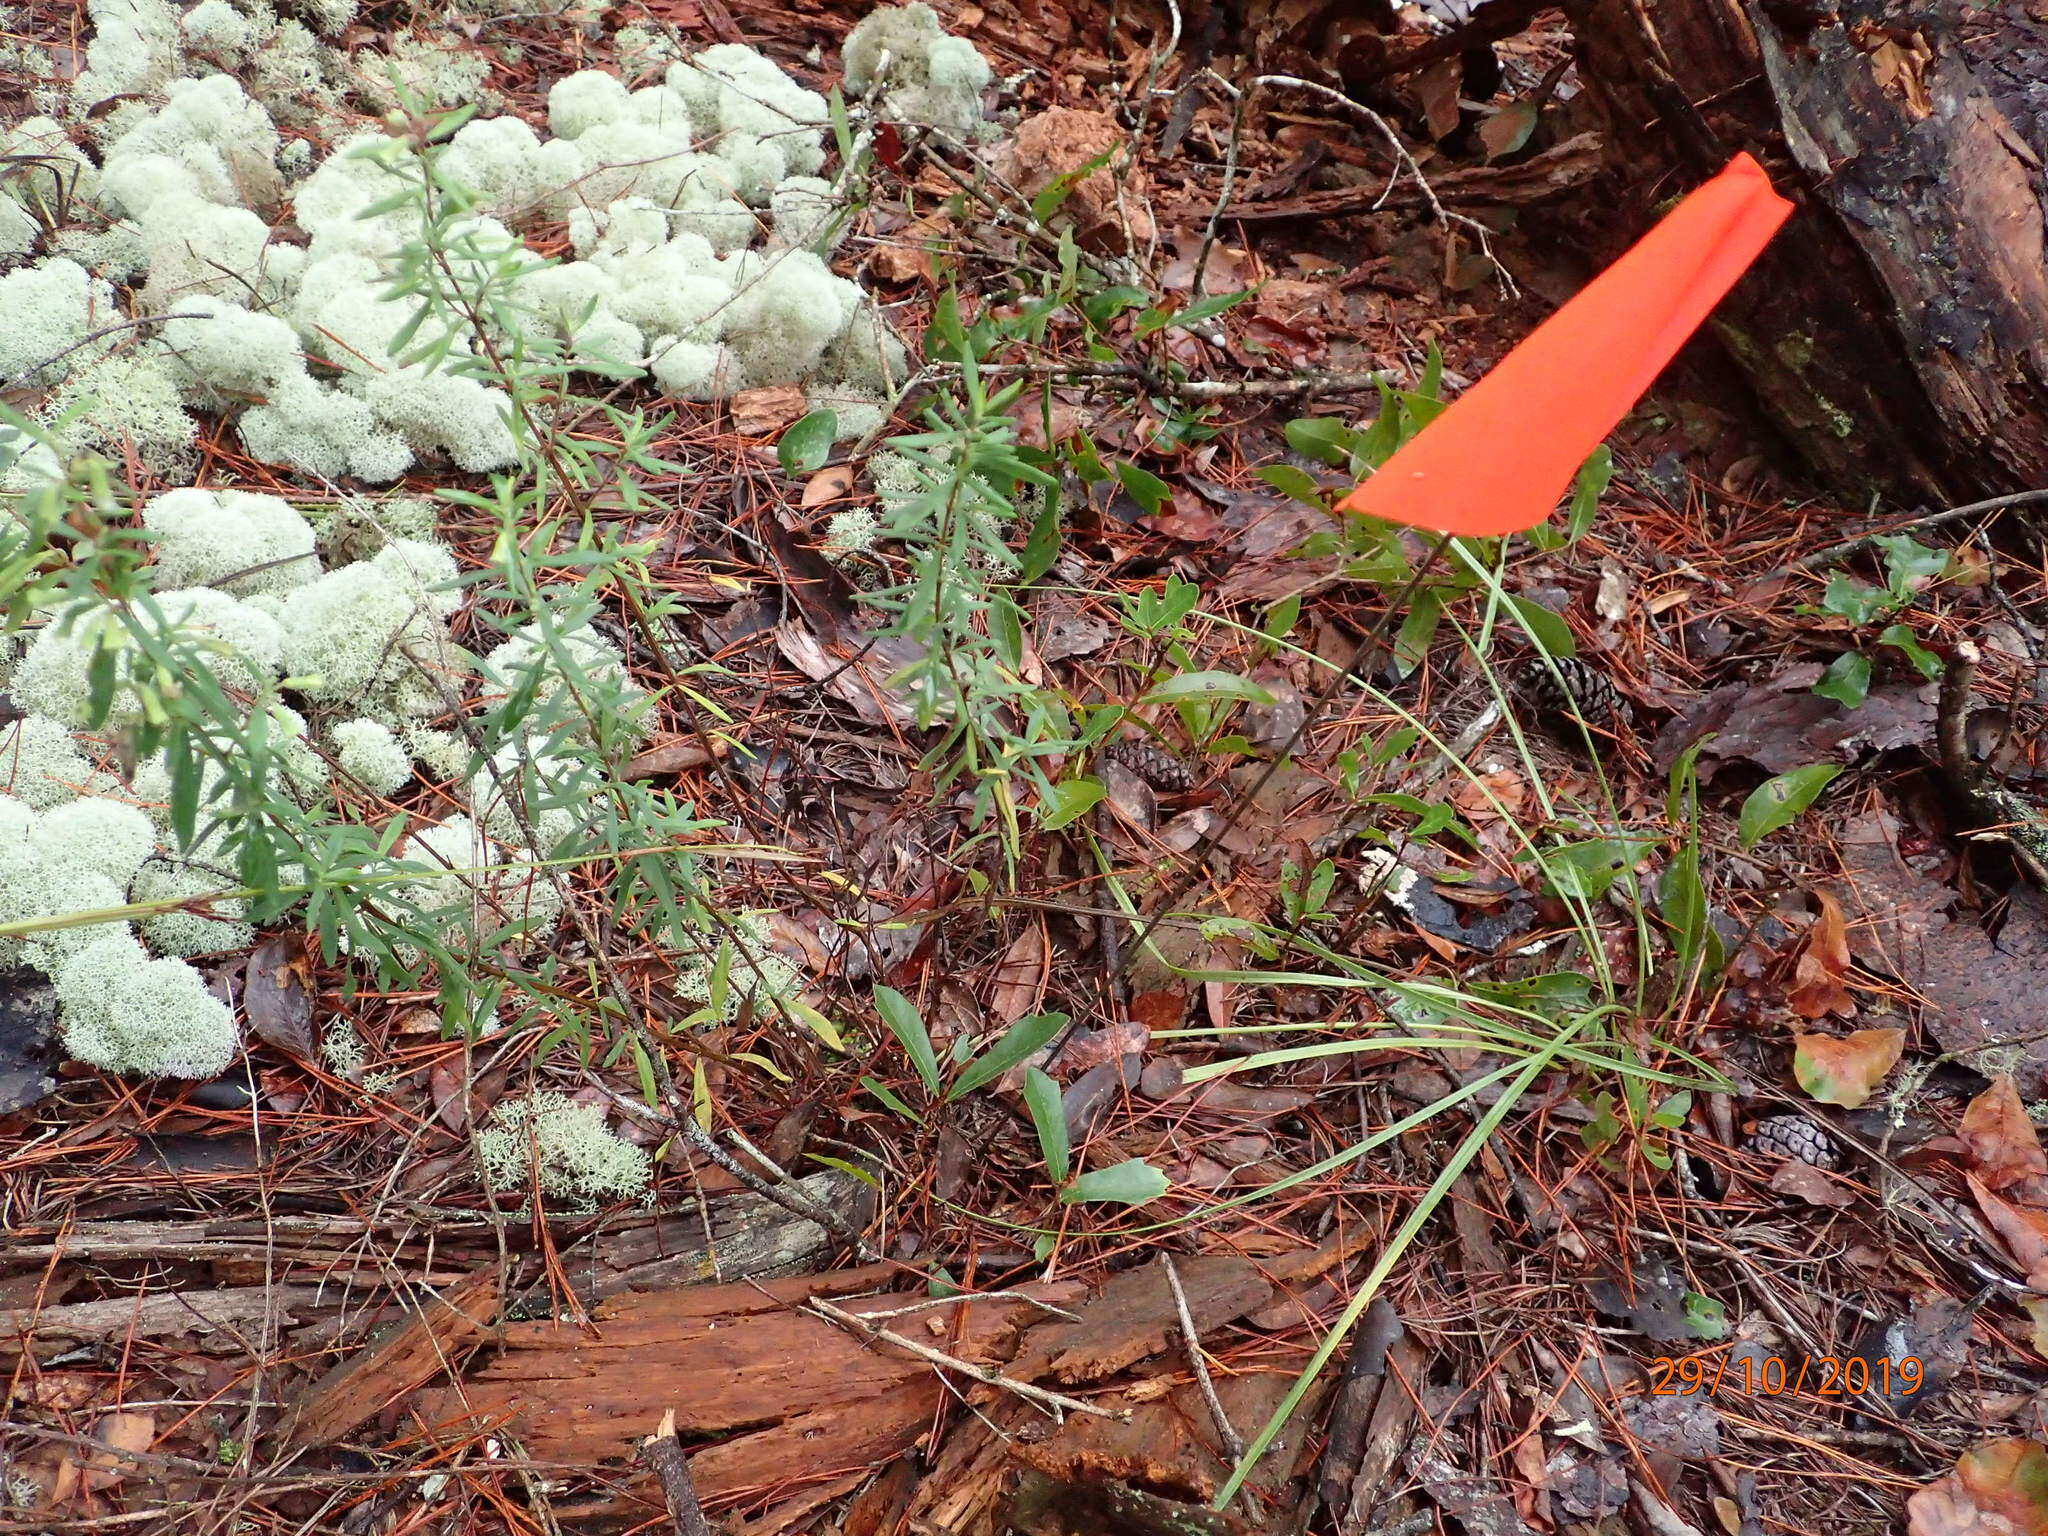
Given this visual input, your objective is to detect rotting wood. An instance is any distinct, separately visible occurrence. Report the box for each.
[1223,133,1604,221]
[276,1267,500,1452]
[427,1266,1063,1521]
[1013,1369,1333,1510]
[0,1284,328,1347]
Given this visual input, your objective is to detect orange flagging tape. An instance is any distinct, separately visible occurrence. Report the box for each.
[1338,152,1793,538]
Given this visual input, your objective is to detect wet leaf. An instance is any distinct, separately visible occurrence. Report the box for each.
[1787,890,1855,1019]
[1961,1076,2048,1191]
[245,934,315,1061]
[1793,1027,1903,1108]
[0,969,58,1115]
[1739,763,1842,849]
[1907,1438,2048,1536]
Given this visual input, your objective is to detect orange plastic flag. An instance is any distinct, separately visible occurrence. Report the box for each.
[1339,152,1793,538]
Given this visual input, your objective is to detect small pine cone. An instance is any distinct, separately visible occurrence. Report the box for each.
[1515,656,1635,734]
[1102,739,1196,792]
[1748,1114,1839,1170]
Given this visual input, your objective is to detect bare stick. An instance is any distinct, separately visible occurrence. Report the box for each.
[1787,488,2048,574]
[805,1296,1128,1422]
[1162,1254,1246,1463]
[637,1409,713,1536]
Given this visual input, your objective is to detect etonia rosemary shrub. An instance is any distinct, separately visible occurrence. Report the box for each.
[0,1,1003,1090]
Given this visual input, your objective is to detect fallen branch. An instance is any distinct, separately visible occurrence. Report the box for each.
[638,1409,714,1536]
[804,1295,1128,1423]
[1788,487,2048,573]
[1162,1255,1245,1466]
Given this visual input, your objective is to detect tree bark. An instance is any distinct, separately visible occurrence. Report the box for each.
[1568,0,2048,504]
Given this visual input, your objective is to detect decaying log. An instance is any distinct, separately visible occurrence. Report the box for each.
[423,1266,1061,1522]
[1568,0,2048,503]
[1225,132,1605,221]
[276,1268,500,1452]
[0,1284,328,1349]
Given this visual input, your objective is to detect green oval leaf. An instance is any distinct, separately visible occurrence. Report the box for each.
[1038,776,1107,831]
[1503,595,1576,659]
[1738,763,1843,850]
[778,409,837,475]
[1114,460,1173,517]
[1283,416,1358,468]
[1062,1157,1170,1206]
[948,1012,1068,1101]
[1022,1066,1070,1184]
[873,985,941,1095]
[1813,651,1871,707]
[1138,670,1276,707]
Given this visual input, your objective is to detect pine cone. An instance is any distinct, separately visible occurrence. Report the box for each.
[1102,739,1196,792]
[1748,1114,1839,1170]
[1514,656,1635,735]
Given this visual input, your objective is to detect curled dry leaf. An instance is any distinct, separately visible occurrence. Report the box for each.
[1769,1160,1856,1208]
[1906,1437,2048,1536]
[244,933,316,1061]
[1969,1175,2048,1289]
[1961,1076,2048,1192]
[623,736,719,780]
[81,1411,154,1491]
[801,465,857,508]
[1787,889,1855,1019]
[1793,1027,1904,1109]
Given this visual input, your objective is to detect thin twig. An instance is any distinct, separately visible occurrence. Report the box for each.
[805,1295,1128,1422]
[1162,1254,1246,1462]
[1787,488,2048,574]
[855,1289,1084,1324]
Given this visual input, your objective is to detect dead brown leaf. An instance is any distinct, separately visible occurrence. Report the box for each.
[987,920,1048,1026]
[1907,1438,2048,1536]
[81,1411,153,1491]
[1971,1176,2048,1289]
[801,465,857,508]
[1962,1077,2048,1191]
[1768,1160,1856,1208]
[1836,812,2048,1094]
[623,736,719,780]
[1793,1027,1904,1108]
[1788,890,1856,1019]
[244,934,315,1060]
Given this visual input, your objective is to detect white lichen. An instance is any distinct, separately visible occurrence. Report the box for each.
[329,717,412,794]
[55,929,239,1079]
[142,487,321,597]
[475,1090,651,1209]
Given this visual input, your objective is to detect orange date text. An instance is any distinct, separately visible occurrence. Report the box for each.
[1646,1353,1922,1398]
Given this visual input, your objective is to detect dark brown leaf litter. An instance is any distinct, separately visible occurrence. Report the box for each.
[242,933,316,1061]
[1655,673,1937,778]
[0,967,58,1115]
[1835,808,2048,1091]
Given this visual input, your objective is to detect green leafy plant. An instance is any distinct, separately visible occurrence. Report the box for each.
[1809,533,1952,705]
